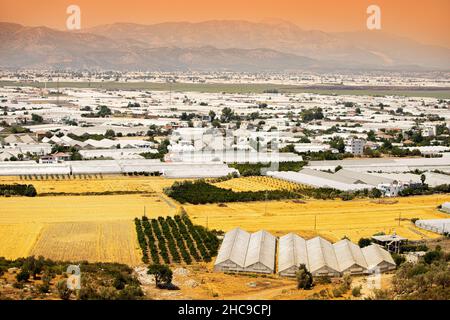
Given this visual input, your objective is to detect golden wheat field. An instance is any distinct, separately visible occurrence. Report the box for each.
[30,221,142,265]
[0,176,183,263]
[184,194,450,241]
[0,175,180,194]
[0,224,44,260]
[212,176,305,192]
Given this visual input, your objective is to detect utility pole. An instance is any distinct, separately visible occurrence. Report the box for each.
[143,206,146,218]
[264,191,268,216]
[398,212,401,227]
[314,215,317,232]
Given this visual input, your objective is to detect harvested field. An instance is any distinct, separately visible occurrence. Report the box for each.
[0,175,182,195]
[212,176,305,192]
[184,195,450,241]
[0,176,184,264]
[0,224,43,260]
[0,194,176,224]
[30,221,141,265]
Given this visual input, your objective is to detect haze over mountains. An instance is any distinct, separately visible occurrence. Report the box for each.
[1,20,449,72]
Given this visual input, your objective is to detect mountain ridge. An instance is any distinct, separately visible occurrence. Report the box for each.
[1,20,449,71]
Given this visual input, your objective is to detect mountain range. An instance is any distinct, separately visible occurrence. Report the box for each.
[0,20,449,72]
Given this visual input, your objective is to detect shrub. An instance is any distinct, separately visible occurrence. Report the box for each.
[352,285,362,297]
[358,238,372,248]
[296,264,313,290]
[392,253,406,266]
[56,280,72,300]
[16,270,30,282]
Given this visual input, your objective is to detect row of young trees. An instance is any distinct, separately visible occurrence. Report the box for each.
[0,184,37,197]
[165,217,192,264]
[150,218,171,264]
[134,218,149,263]
[164,180,298,204]
[134,214,220,265]
[158,216,181,263]
[141,218,160,264]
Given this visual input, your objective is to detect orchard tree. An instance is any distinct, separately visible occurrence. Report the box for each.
[147,264,173,288]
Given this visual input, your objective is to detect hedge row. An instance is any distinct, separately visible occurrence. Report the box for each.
[0,184,37,197]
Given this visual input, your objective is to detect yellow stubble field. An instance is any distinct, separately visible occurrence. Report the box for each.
[212,176,305,192]
[0,175,179,194]
[0,176,184,264]
[184,194,450,241]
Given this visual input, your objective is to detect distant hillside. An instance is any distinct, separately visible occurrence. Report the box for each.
[0,20,449,71]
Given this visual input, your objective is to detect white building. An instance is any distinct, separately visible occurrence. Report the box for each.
[345,138,366,155]
[214,228,276,274]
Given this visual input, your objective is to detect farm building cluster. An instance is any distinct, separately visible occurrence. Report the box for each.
[214,228,396,277]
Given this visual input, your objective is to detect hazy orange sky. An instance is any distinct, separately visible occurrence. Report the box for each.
[1,0,449,47]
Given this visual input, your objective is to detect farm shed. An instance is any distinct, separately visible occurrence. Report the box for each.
[333,239,368,274]
[415,219,450,235]
[278,233,309,277]
[306,237,341,277]
[372,234,407,253]
[214,228,276,274]
[362,244,396,273]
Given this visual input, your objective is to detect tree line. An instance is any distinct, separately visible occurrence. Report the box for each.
[164,180,299,204]
[0,184,37,197]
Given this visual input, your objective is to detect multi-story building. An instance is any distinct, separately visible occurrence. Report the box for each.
[345,138,366,155]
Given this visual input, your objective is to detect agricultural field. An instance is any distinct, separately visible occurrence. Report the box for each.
[212,176,306,192]
[2,81,450,98]
[0,224,44,260]
[0,175,181,195]
[1,174,449,265]
[184,194,450,242]
[0,176,183,263]
[30,221,142,265]
[135,215,219,265]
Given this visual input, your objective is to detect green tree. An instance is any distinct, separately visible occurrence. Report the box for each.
[221,107,235,122]
[147,264,173,288]
[369,188,382,198]
[208,110,216,121]
[56,280,72,300]
[105,129,115,138]
[16,269,30,282]
[358,238,372,248]
[296,264,313,290]
[420,174,426,185]
[31,114,43,123]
